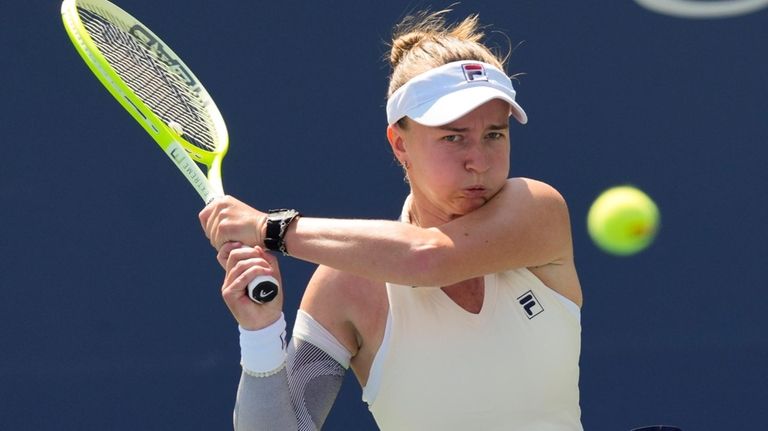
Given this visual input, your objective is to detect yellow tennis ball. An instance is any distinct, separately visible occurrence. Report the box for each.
[587,185,660,256]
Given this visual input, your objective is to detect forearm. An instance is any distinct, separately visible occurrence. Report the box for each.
[202,180,570,286]
[284,217,450,286]
[278,180,573,286]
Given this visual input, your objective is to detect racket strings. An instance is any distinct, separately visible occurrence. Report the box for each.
[78,7,217,153]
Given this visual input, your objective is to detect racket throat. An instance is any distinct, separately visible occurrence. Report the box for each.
[166,141,217,202]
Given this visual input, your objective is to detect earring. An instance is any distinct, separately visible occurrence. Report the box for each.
[403,160,410,169]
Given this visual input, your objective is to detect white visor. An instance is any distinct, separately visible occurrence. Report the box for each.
[386,60,528,126]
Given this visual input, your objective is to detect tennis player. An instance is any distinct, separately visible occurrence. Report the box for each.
[201,10,583,430]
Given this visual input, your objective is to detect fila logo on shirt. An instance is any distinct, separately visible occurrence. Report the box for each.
[462,63,488,82]
[517,290,544,319]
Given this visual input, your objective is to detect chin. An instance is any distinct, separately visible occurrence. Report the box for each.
[452,198,487,217]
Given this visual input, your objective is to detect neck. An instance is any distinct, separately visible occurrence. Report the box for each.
[407,198,451,228]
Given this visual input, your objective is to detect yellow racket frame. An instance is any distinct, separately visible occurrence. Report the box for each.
[61,0,229,203]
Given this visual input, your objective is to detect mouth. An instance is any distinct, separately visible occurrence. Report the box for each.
[463,185,487,198]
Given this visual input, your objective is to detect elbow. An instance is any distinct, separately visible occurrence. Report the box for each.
[402,231,457,286]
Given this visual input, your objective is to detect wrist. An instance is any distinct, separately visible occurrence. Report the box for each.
[238,309,283,332]
[257,213,268,249]
[263,209,301,256]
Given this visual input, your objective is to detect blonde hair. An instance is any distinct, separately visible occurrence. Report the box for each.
[387,9,509,99]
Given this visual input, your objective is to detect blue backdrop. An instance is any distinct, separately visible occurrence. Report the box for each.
[1,1,767,430]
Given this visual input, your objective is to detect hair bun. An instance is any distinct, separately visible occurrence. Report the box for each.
[390,32,428,68]
[386,10,506,98]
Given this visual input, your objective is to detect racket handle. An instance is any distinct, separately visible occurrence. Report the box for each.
[247,275,280,304]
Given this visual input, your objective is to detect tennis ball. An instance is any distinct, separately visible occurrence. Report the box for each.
[587,185,660,256]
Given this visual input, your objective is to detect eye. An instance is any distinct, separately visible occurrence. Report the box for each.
[441,134,462,143]
[486,131,506,140]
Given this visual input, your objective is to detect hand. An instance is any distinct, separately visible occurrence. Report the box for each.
[218,243,283,330]
[199,195,266,250]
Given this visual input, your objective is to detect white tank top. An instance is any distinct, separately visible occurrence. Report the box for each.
[364,270,582,430]
[361,196,582,430]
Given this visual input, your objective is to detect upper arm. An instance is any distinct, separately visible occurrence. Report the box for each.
[299,266,371,358]
[415,178,574,285]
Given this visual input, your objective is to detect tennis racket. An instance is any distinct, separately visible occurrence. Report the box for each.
[61,0,278,304]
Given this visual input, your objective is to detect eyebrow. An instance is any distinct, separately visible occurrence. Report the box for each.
[437,123,509,132]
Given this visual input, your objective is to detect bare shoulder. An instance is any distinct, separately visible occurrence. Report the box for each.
[300,265,388,357]
[503,177,568,209]
[501,177,570,229]
[489,177,571,241]
[508,178,582,306]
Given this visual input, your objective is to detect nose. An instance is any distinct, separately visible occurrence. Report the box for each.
[464,141,491,173]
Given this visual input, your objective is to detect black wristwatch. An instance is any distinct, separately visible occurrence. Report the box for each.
[263,209,301,255]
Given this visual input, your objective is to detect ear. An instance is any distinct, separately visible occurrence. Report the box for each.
[387,124,408,163]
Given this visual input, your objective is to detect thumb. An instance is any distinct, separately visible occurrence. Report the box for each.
[253,247,281,276]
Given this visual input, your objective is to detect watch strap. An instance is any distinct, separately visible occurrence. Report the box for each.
[264,209,301,255]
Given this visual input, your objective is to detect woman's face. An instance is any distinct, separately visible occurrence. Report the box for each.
[390,99,512,222]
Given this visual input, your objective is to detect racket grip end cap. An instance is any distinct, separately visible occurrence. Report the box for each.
[247,275,279,304]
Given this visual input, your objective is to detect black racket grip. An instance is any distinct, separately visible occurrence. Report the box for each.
[247,275,279,304]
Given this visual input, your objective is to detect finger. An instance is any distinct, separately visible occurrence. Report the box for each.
[199,201,217,238]
[219,241,243,256]
[225,246,265,273]
[223,256,267,289]
[236,263,274,289]
[254,246,280,268]
[206,200,228,247]
[209,210,221,248]
[217,241,243,269]
[223,256,273,296]
[232,256,271,276]
[198,206,209,231]
[223,265,274,303]
[251,247,282,286]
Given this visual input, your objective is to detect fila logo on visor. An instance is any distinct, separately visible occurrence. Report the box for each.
[462,63,488,82]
